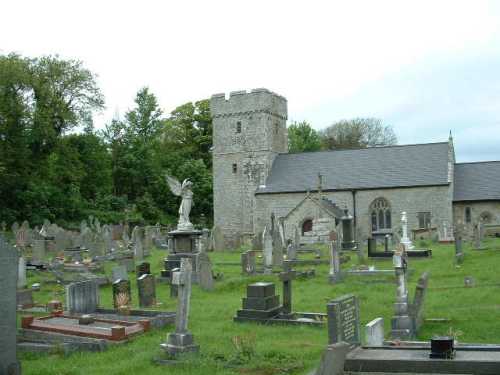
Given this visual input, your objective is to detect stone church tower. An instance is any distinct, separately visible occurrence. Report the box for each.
[210,89,288,249]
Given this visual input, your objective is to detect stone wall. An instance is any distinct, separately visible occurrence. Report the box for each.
[255,185,453,241]
[453,201,500,237]
[211,89,288,249]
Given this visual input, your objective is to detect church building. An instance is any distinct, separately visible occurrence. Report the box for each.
[210,89,500,249]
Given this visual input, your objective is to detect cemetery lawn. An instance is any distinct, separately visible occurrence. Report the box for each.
[20,238,500,375]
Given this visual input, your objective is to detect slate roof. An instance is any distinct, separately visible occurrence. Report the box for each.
[454,161,500,201]
[257,142,451,194]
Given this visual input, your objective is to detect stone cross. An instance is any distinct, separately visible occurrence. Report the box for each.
[161,258,199,356]
[399,211,414,250]
[0,236,21,374]
[279,261,296,315]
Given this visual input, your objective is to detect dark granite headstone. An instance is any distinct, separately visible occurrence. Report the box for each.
[327,294,360,346]
[0,236,21,374]
[66,280,99,314]
[112,279,132,308]
[138,273,156,307]
[136,261,151,278]
[234,282,281,322]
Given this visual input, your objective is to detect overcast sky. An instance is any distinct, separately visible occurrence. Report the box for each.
[2,0,499,162]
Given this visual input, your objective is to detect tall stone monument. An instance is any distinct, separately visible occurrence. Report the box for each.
[163,175,202,283]
[0,236,21,374]
[390,246,413,340]
[399,212,415,250]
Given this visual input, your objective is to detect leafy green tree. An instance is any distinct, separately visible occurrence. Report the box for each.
[287,121,322,153]
[321,118,397,150]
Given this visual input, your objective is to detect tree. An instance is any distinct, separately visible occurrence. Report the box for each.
[321,118,397,150]
[287,121,322,153]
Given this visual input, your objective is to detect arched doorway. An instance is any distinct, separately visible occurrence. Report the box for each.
[302,219,313,235]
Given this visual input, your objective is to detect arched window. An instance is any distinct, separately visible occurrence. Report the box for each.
[302,219,313,235]
[480,211,492,224]
[370,198,391,232]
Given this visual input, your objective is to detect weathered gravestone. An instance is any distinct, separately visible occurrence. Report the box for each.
[234,282,281,323]
[263,226,273,274]
[241,250,256,275]
[32,239,46,264]
[198,252,214,291]
[365,317,384,346]
[138,273,156,308]
[113,279,132,308]
[119,257,135,273]
[66,280,100,314]
[112,265,128,283]
[410,271,429,334]
[391,249,413,340]
[327,294,361,347]
[0,236,21,374]
[18,255,27,289]
[160,258,199,356]
[329,236,343,283]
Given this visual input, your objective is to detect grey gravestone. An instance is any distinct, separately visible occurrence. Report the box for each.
[263,226,273,274]
[113,279,132,308]
[198,252,214,291]
[234,282,281,323]
[327,294,360,346]
[66,280,99,314]
[161,258,199,356]
[241,250,256,275]
[112,265,128,283]
[18,256,27,289]
[0,236,21,374]
[119,258,135,272]
[212,225,224,251]
[411,271,429,334]
[329,239,342,283]
[32,239,46,264]
[138,273,156,308]
[272,226,283,267]
[365,317,384,346]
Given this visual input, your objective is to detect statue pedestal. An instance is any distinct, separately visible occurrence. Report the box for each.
[161,230,202,284]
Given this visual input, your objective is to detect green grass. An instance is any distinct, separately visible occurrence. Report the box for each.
[19,238,500,374]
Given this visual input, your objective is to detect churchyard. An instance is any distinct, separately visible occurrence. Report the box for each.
[8,232,500,374]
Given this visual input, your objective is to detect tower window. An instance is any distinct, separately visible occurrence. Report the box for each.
[465,207,471,223]
[232,163,237,173]
[236,121,242,133]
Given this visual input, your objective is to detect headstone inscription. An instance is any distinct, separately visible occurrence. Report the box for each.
[138,273,156,307]
[66,280,99,314]
[327,294,360,347]
[0,236,21,374]
[161,258,199,356]
[113,279,132,308]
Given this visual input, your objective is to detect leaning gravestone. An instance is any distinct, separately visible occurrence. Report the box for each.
[327,294,360,347]
[138,273,156,307]
[66,280,99,314]
[0,236,21,374]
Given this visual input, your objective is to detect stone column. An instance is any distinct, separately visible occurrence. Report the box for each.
[161,258,199,356]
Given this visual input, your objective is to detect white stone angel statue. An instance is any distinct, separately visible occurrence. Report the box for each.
[166,175,194,231]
